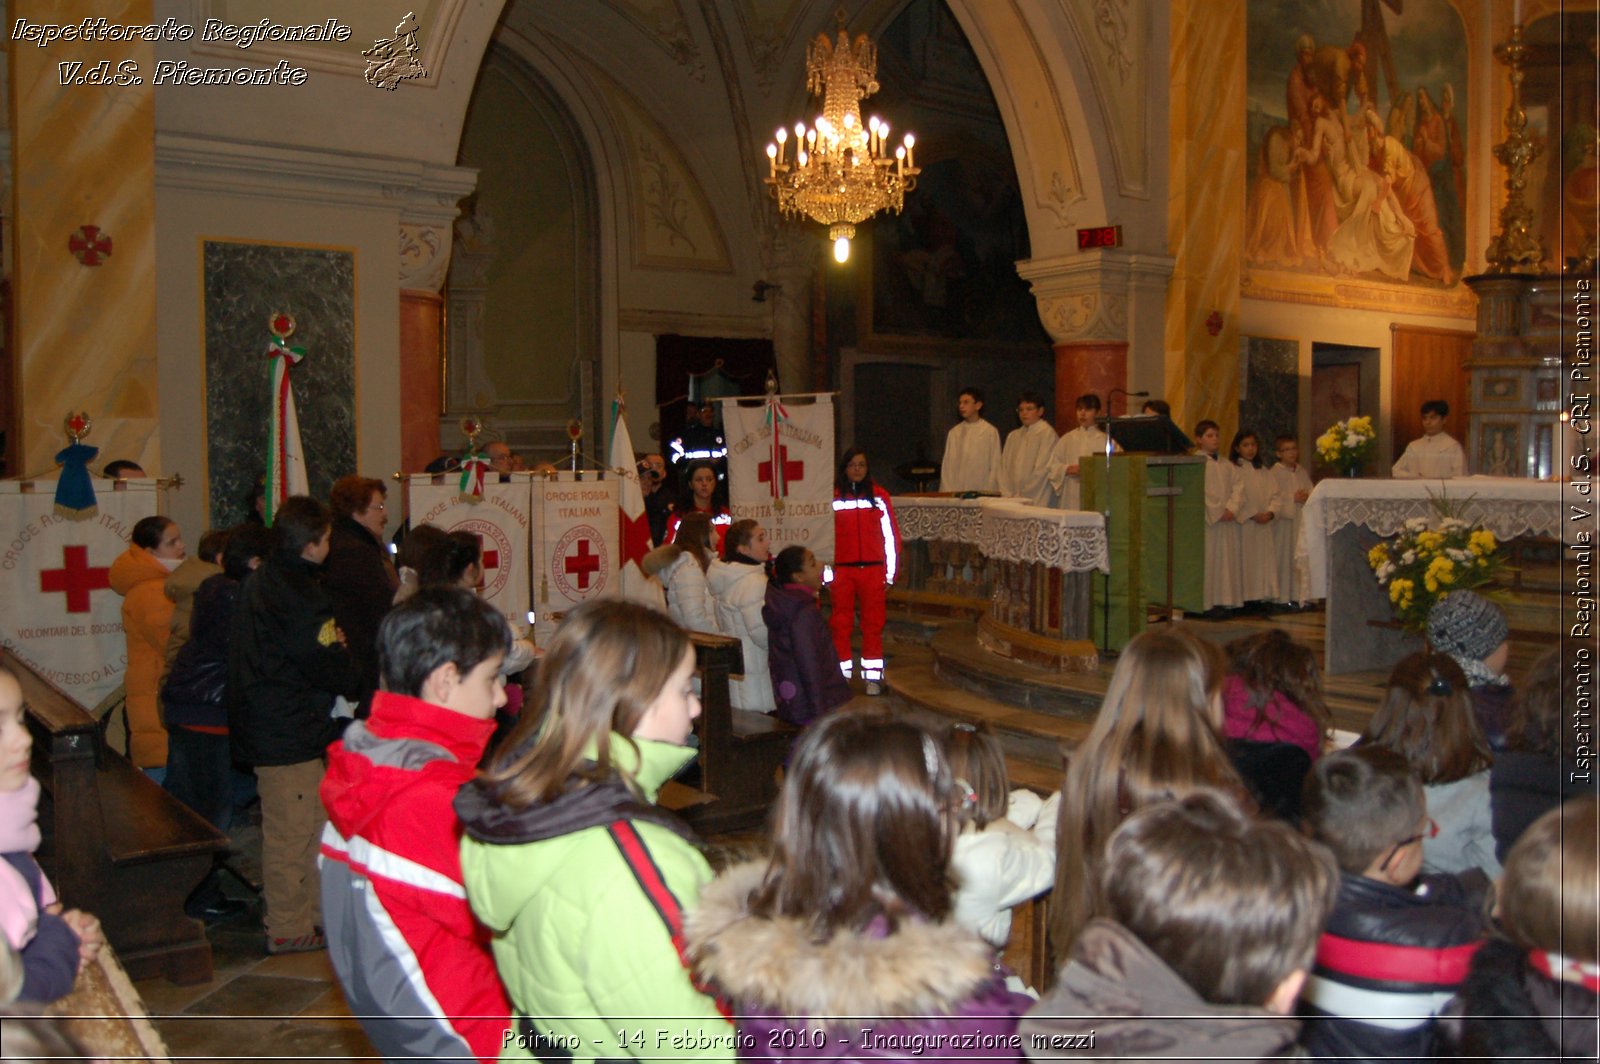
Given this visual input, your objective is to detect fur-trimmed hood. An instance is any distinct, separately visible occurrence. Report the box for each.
[686,861,1003,1016]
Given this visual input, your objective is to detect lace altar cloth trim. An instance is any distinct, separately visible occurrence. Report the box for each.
[1299,476,1564,597]
[892,496,1109,573]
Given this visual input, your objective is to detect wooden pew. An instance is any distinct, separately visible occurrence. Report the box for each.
[8,655,226,985]
[662,632,796,835]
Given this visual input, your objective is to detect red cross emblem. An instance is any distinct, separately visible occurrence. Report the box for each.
[39,545,113,613]
[475,534,500,590]
[563,539,601,590]
[68,225,113,266]
[758,445,805,493]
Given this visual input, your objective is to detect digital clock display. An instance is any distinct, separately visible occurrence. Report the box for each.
[1076,225,1123,250]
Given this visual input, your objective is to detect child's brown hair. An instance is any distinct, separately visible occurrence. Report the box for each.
[1498,798,1598,963]
[1227,628,1332,740]
[1362,652,1491,784]
[942,721,1009,829]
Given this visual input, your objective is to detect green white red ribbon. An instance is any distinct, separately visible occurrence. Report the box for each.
[763,396,791,498]
[265,334,307,526]
[458,451,490,497]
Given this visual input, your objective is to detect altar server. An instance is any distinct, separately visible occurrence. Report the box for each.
[999,393,1058,505]
[939,387,1002,493]
[1269,436,1313,607]
[1393,400,1466,479]
[1048,394,1116,511]
[1230,430,1282,608]
[1197,421,1244,614]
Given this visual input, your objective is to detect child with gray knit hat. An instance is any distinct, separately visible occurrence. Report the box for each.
[1426,590,1514,749]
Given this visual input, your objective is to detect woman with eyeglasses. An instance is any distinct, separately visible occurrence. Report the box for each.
[1358,651,1500,881]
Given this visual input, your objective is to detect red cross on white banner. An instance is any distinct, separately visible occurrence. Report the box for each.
[758,445,805,496]
[563,538,601,590]
[39,545,112,613]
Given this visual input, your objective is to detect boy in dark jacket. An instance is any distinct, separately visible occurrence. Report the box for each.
[763,546,852,728]
[1023,792,1339,1063]
[228,496,362,954]
[1299,746,1487,1061]
[320,587,513,1062]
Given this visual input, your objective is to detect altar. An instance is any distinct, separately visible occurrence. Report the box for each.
[891,496,1108,670]
[1298,476,1565,674]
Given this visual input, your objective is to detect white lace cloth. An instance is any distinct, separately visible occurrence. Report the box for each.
[1299,476,1565,597]
[892,496,1109,573]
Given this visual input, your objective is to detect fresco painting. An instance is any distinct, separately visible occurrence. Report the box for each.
[1246,0,1468,288]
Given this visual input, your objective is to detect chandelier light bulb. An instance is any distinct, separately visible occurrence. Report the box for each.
[766,143,777,158]
[794,122,805,139]
[834,236,851,262]
[776,127,787,144]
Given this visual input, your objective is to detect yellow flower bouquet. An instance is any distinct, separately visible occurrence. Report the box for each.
[1315,415,1377,477]
[1367,511,1506,633]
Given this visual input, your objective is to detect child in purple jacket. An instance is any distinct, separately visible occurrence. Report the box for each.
[762,546,852,728]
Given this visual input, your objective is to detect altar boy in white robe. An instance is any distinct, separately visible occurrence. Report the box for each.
[939,386,1002,493]
[1269,435,1313,608]
[999,392,1058,505]
[1392,399,1466,479]
[1197,419,1244,614]
[1047,394,1116,511]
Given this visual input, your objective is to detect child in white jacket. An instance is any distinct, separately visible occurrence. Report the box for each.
[943,722,1056,954]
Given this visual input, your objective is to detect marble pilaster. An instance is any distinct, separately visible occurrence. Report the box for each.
[1017,249,1174,423]
[11,0,158,476]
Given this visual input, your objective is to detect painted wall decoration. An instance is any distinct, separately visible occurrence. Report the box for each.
[1245,0,1469,291]
[1240,336,1300,446]
[202,241,356,528]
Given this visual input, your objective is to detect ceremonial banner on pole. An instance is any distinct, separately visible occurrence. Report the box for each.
[531,472,621,645]
[0,479,160,709]
[609,401,665,609]
[720,394,836,562]
[406,474,533,626]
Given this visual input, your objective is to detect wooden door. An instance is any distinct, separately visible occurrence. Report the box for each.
[1390,324,1473,465]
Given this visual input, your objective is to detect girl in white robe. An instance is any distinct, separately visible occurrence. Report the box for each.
[1230,430,1282,606]
[1197,421,1243,612]
[1268,436,1314,606]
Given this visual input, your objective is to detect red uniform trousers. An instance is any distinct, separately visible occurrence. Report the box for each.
[829,563,887,680]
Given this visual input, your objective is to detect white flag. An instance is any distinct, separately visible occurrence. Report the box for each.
[0,479,159,708]
[531,472,622,645]
[610,403,665,609]
[720,394,836,562]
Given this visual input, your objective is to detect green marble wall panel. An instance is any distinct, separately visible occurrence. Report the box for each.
[202,241,356,528]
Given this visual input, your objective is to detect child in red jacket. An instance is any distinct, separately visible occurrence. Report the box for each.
[319,587,513,1062]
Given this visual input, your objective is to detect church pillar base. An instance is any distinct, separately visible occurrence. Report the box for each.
[400,289,443,472]
[1053,340,1127,427]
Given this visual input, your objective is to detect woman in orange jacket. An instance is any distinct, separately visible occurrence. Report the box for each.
[110,515,186,778]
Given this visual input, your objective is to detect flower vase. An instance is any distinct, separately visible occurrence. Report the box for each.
[1343,466,1361,479]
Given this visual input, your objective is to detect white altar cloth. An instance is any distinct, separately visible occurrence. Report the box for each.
[1300,476,1566,598]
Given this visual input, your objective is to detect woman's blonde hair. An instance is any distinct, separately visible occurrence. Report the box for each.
[1050,628,1243,955]
[481,599,690,807]
[1498,797,1598,962]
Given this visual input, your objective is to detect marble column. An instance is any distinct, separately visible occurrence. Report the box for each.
[1054,341,1129,421]
[767,242,817,394]
[398,223,450,473]
[11,0,158,475]
[397,163,476,471]
[1017,251,1174,429]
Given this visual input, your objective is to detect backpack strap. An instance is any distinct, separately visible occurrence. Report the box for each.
[607,820,733,1021]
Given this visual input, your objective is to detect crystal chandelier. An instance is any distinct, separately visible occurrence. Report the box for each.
[763,10,919,263]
